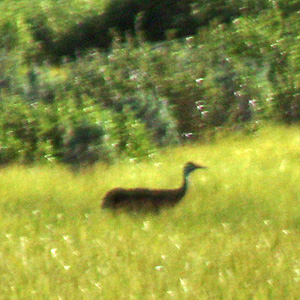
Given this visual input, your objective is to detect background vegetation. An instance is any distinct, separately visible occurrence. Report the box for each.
[1,2,300,298]
[1,126,300,299]
[0,0,299,167]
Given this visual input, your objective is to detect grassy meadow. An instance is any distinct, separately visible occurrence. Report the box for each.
[1,125,300,299]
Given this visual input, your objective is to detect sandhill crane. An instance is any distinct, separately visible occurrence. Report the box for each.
[101,162,207,213]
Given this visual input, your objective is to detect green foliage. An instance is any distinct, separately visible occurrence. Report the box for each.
[0,96,38,164]
[17,0,287,61]
[59,43,179,146]
[190,8,300,128]
[0,0,300,165]
[0,95,155,166]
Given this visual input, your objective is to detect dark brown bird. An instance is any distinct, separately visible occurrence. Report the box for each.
[101,162,207,213]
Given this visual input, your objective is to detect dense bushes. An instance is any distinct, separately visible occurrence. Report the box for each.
[22,0,294,61]
[0,95,156,166]
[0,0,300,166]
[26,0,198,60]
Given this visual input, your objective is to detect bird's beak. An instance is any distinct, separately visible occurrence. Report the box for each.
[194,164,207,169]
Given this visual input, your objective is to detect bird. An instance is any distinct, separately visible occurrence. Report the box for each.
[101,162,207,213]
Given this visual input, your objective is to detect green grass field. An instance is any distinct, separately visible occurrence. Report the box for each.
[1,125,300,299]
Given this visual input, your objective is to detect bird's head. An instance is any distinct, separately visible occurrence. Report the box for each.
[184,161,207,177]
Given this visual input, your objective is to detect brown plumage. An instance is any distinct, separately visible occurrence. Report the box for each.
[101,162,207,213]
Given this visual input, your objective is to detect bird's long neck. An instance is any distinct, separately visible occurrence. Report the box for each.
[180,173,190,197]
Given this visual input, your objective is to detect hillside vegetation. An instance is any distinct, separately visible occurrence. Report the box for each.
[0,0,300,166]
[1,125,300,299]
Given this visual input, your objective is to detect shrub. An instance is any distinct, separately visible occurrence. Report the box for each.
[0,96,38,164]
[1,0,300,167]
[0,94,157,167]
[62,42,179,146]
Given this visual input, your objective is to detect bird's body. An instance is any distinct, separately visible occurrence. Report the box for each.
[102,187,185,212]
[101,162,207,213]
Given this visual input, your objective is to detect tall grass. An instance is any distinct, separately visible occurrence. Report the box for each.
[1,125,300,299]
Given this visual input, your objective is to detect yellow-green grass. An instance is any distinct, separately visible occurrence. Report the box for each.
[1,125,300,299]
